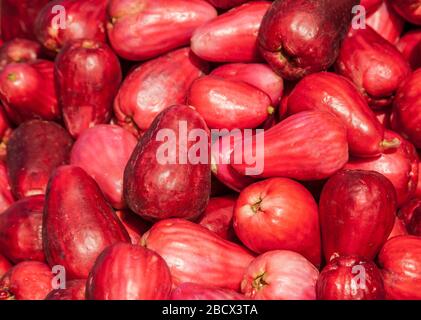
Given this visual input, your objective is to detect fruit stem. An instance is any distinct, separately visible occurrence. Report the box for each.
[252,272,268,291]
[267,106,275,115]
[7,73,17,82]
[250,198,263,213]
[381,138,401,150]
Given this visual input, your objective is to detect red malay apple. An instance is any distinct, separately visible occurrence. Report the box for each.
[141,219,254,291]
[6,120,73,199]
[187,76,273,130]
[107,0,217,61]
[241,250,319,300]
[55,39,122,138]
[336,26,411,109]
[35,0,108,55]
[287,72,394,157]
[234,178,321,266]
[0,60,60,124]
[0,196,45,263]
[0,39,41,72]
[45,280,86,300]
[124,105,211,221]
[0,161,14,214]
[0,255,12,280]
[320,170,397,261]
[378,235,421,299]
[398,198,421,236]
[388,217,408,240]
[317,256,385,300]
[115,210,151,245]
[361,0,382,13]
[171,283,246,300]
[0,261,53,300]
[114,48,208,132]
[258,0,358,80]
[43,165,130,280]
[70,125,137,209]
[389,0,421,25]
[191,1,270,63]
[397,29,421,70]
[86,243,172,300]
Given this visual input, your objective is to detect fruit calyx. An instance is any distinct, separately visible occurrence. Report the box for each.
[380,138,401,151]
[252,272,268,291]
[250,198,263,214]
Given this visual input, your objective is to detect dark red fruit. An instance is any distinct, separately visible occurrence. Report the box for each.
[398,198,421,236]
[45,280,86,300]
[0,161,14,214]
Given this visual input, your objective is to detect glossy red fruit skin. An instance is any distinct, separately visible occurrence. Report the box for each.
[392,69,421,149]
[55,40,122,138]
[397,29,421,70]
[231,111,349,180]
[0,255,12,279]
[210,63,283,106]
[234,178,321,266]
[258,0,358,80]
[320,170,397,261]
[398,198,421,236]
[35,0,108,55]
[0,261,53,300]
[417,160,421,197]
[124,105,211,221]
[336,26,411,109]
[0,161,14,214]
[211,132,257,193]
[6,120,73,200]
[114,48,208,132]
[361,0,382,13]
[0,196,44,263]
[378,235,421,299]
[43,165,130,280]
[0,39,42,72]
[115,210,151,245]
[389,0,421,25]
[0,60,60,124]
[70,125,137,209]
[241,250,319,300]
[317,256,385,300]
[345,131,418,207]
[188,76,272,130]
[171,283,246,300]
[205,0,250,9]
[1,0,49,41]
[142,219,254,291]
[287,72,389,157]
[366,1,405,45]
[191,2,270,63]
[388,217,408,240]
[107,0,217,61]
[86,243,172,300]
[45,279,86,300]
[198,196,237,241]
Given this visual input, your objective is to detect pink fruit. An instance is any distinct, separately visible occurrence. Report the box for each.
[171,283,246,300]
[210,63,283,106]
[86,243,172,300]
[55,40,122,138]
[234,178,321,266]
[43,165,130,280]
[45,279,86,300]
[107,0,217,61]
[241,250,319,300]
[142,219,254,291]
[114,48,208,132]
[35,0,108,54]
[70,125,137,209]
[0,39,41,72]
[0,196,44,263]
[191,1,270,63]
[6,120,73,199]
[0,60,60,124]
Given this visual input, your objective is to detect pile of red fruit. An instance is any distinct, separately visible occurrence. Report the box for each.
[0,0,420,301]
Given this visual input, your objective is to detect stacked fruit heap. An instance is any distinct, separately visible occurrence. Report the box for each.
[0,0,420,301]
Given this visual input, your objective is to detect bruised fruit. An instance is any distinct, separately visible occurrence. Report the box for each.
[6,120,73,199]
[0,60,60,124]
[0,39,41,72]
[107,0,217,61]
[188,76,272,130]
[35,0,108,54]
[55,40,122,138]
[316,256,385,300]
[142,219,254,291]
[43,165,130,280]
[231,111,349,181]
[114,48,208,132]
[0,196,45,263]
[171,283,246,300]
[258,0,358,80]
[70,125,137,209]
[234,178,321,266]
[45,279,86,300]
[241,250,319,300]
[86,243,172,300]
[191,1,270,63]
[0,261,53,300]
[124,105,211,221]
[320,170,397,261]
